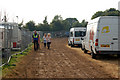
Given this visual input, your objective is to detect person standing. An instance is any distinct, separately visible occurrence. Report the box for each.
[32,30,40,51]
[46,33,51,49]
[43,33,47,48]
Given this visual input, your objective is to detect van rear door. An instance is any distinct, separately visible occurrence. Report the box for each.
[98,17,118,51]
[74,30,86,44]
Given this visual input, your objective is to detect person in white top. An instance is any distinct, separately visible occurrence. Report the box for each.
[46,33,51,49]
[43,33,47,48]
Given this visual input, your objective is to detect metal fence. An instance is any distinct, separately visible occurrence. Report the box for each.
[21,28,32,51]
[42,30,69,38]
[0,22,33,65]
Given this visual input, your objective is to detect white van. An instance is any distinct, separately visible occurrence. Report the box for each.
[68,27,86,47]
[83,16,120,58]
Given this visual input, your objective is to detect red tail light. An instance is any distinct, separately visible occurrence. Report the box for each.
[73,38,74,43]
[13,42,17,48]
[95,43,98,46]
[99,51,101,54]
[95,39,98,46]
[95,39,98,42]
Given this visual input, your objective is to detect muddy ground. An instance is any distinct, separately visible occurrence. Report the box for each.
[3,38,119,79]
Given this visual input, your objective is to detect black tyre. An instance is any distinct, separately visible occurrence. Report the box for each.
[81,45,85,50]
[70,42,74,47]
[117,54,120,58]
[68,43,70,46]
[82,48,84,50]
[84,49,88,53]
[91,51,96,59]
[78,44,81,47]
[71,44,74,47]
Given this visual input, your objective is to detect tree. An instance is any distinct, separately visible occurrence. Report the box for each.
[91,11,104,20]
[91,8,120,20]
[43,16,48,24]
[65,18,78,28]
[18,20,24,27]
[81,19,88,27]
[72,20,88,27]
[52,15,63,22]
[72,21,81,27]
[24,20,36,31]
[24,15,88,31]
[36,16,51,31]
[62,20,70,31]
[50,15,64,31]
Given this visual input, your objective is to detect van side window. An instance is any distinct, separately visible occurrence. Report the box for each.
[70,32,73,37]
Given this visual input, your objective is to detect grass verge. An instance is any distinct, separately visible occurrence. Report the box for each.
[2,43,33,77]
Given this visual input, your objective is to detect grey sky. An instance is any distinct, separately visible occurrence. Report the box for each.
[0,0,120,24]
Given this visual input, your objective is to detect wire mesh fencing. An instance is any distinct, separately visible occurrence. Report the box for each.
[42,30,69,38]
[0,22,33,65]
[21,28,32,51]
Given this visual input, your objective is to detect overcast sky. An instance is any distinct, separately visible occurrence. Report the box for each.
[0,0,120,24]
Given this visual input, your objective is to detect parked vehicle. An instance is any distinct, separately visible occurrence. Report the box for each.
[68,27,86,47]
[0,23,12,50]
[83,16,120,59]
[0,26,5,50]
[0,22,32,51]
[11,25,22,50]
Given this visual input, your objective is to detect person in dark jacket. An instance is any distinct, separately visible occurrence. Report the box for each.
[32,30,40,51]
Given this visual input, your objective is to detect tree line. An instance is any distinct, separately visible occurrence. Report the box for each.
[91,8,120,19]
[21,8,120,31]
[21,15,88,31]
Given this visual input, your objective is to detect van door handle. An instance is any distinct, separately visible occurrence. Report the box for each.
[111,42,114,44]
[113,38,118,40]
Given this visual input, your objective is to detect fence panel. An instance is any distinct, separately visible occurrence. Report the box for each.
[0,22,34,65]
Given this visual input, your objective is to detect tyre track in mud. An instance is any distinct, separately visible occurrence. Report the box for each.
[4,38,117,78]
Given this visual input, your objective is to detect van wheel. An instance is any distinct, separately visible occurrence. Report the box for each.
[68,43,70,46]
[70,42,74,47]
[84,49,88,53]
[71,44,74,47]
[117,54,120,58]
[91,51,96,59]
[81,45,85,50]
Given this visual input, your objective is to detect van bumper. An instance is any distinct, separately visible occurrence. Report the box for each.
[73,43,82,46]
[96,51,120,54]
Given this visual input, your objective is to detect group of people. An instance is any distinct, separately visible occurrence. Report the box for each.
[32,30,51,51]
[43,33,51,49]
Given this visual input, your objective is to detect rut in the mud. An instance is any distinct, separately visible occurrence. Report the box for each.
[4,38,118,78]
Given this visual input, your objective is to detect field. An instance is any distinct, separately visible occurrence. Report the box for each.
[2,38,119,79]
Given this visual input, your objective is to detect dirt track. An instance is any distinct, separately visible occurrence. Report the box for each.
[4,38,119,78]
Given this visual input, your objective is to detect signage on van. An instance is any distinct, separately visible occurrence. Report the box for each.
[82,16,120,59]
[101,26,110,33]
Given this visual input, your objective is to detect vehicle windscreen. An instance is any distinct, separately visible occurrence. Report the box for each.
[75,31,86,37]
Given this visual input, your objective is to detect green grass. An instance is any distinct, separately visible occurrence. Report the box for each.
[2,43,33,77]
[11,51,21,55]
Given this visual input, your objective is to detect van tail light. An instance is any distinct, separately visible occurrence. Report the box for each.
[95,39,98,46]
[99,51,101,54]
[95,39,98,42]
[95,43,98,46]
[73,38,74,43]
[13,42,17,48]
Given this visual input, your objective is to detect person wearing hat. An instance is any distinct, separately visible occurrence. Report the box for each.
[46,33,51,49]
